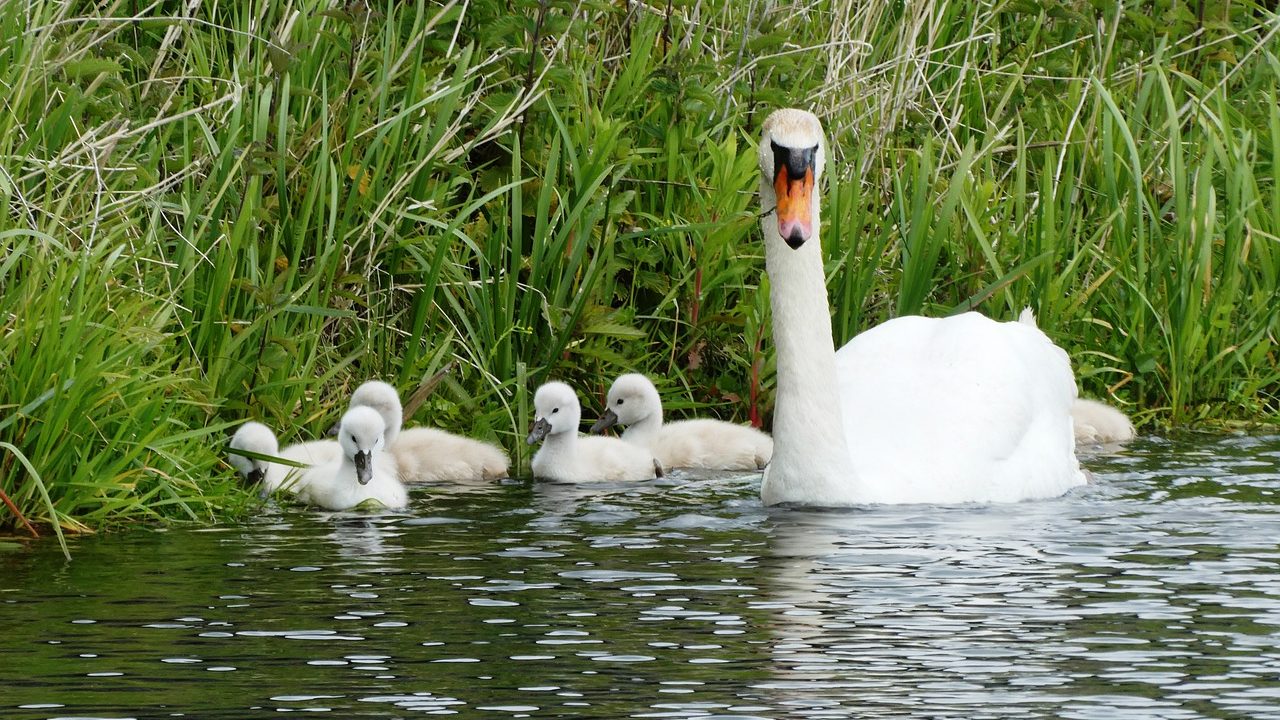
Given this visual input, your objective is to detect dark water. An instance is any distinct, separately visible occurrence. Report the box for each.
[3,434,1280,719]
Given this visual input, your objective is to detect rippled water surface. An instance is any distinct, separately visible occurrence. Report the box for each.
[4,434,1280,719]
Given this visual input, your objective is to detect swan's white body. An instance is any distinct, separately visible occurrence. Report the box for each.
[595,374,772,470]
[1017,309,1137,445]
[528,381,662,483]
[758,109,1085,506]
[1072,398,1136,444]
[350,380,510,483]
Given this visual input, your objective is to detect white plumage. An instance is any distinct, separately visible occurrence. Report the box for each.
[527,381,662,483]
[349,380,510,483]
[1072,398,1137,444]
[757,108,1086,506]
[293,406,407,510]
[591,374,772,471]
[228,421,338,493]
[228,410,406,511]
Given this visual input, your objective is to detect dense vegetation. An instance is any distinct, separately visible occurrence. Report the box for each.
[2,0,1277,541]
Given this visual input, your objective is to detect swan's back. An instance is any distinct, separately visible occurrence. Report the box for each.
[532,435,658,483]
[393,427,510,483]
[835,312,1084,503]
[647,419,772,471]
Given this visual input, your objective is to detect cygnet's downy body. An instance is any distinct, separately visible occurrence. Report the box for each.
[591,374,773,471]
[527,381,662,483]
[228,421,338,494]
[349,380,510,483]
[294,406,407,510]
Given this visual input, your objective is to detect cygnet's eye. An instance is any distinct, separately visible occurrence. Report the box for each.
[616,398,624,405]
[551,408,559,414]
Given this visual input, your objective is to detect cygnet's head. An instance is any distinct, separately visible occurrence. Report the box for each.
[228,421,279,485]
[526,381,581,445]
[347,380,403,443]
[336,406,387,485]
[758,108,826,249]
[590,374,661,433]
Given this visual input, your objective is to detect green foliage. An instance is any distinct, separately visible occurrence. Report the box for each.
[1,0,1278,533]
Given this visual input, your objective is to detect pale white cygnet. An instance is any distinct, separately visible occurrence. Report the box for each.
[527,381,663,483]
[348,380,510,483]
[293,406,407,511]
[1072,398,1137,445]
[590,374,773,471]
[228,421,338,493]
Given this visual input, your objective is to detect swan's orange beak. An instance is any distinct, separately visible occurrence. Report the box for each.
[772,143,816,249]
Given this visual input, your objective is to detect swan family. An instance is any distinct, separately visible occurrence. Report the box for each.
[226,107,1135,510]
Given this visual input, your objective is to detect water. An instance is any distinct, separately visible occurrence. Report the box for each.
[3,434,1280,719]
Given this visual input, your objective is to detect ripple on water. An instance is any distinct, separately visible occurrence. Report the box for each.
[3,435,1280,719]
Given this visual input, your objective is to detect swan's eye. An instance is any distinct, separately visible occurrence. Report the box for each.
[551,407,559,414]
[616,399,624,405]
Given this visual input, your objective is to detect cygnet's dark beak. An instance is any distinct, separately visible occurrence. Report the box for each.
[247,467,265,485]
[771,141,816,249]
[589,408,619,434]
[354,450,373,485]
[526,417,552,445]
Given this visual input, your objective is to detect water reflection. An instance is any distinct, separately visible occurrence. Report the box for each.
[0,435,1278,718]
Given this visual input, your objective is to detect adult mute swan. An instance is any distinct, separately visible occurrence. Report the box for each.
[348,380,510,483]
[590,374,773,471]
[527,381,663,482]
[757,108,1084,506]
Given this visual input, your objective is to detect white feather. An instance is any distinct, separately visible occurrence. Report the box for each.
[757,109,1085,506]
[599,374,772,470]
[349,380,510,483]
[530,381,661,482]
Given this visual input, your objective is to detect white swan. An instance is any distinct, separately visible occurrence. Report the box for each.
[589,374,773,471]
[228,421,339,493]
[757,108,1084,506]
[293,406,407,510]
[527,381,663,482]
[349,380,510,483]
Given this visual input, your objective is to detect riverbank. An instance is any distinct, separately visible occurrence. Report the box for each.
[1,0,1277,535]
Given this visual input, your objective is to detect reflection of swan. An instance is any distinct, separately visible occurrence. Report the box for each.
[590,374,772,471]
[527,382,662,482]
[349,381,510,483]
[324,516,404,568]
[757,109,1083,506]
[757,504,1077,713]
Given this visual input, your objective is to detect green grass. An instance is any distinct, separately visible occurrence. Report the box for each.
[1,0,1278,535]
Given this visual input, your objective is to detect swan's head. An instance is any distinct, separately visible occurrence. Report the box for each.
[590,373,661,433]
[758,108,826,250]
[347,380,403,443]
[228,421,279,485]
[336,406,387,485]
[527,381,581,445]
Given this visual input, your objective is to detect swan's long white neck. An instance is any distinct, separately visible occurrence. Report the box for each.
[760,193,858,505]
